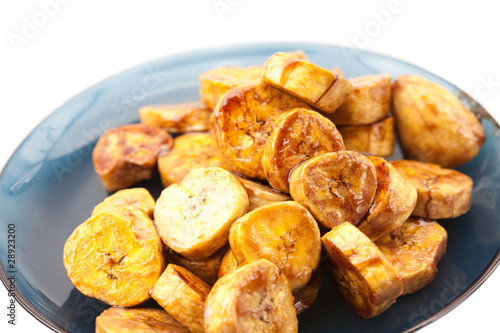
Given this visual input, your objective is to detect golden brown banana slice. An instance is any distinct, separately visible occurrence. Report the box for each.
[229,201,321,292]
[289,151,377,228]
[218,249,239,279]
[150,264,211,333]
[237,176,291,211]
[211,83,309,179]
[357,157,417,241]
[63,207,165,307]
[93,124,173,192]
[155,167,248,261]
[139,101,211,133]
[262,108,345,193]
[322,222,403,318]
[91,187,155,219]
[262,52,353,113]
[95,307,189,333]
[337,117,394,157]
[328,73,391,125]
[157,132,229,187]
[204,259,298,333]
[392,75,485,168]
[165,246,227,285]
[376,217,448,295]
[293,267,321,314]
[391,159,473,219]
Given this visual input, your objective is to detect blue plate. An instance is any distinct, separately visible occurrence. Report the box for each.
[1,43,499,333]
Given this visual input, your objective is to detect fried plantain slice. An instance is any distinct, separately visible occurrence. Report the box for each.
[289,151,377,228]
[95,307,189,333]
[211,83,309,179]
[93,124,173,192]
[376,217,447,295]
[139,101,212,133]
[229,201,321,292]
[392,75,485,168]
[293,266,321,315]
[262,52,353,113]
[390,159,473,219]
[218,249,239,279]
[63,207,165,307]
[157,132,229,187]
[91,187,155,219]
[237,176,291,211]
[204,259,298,333]
[150,264,211,333]
[155,167,248,261]
[322,222,403,318]
[327,73,391,125]
[337,117,394,157]
[262,108,345,193]
[357,157,417,241]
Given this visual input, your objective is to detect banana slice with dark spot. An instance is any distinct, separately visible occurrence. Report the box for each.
[91,187,155,219]
[391,159,473,219]
[204,259,298,333]
[322,222,403,318]
[292,267,321,315]
[289,151,377,228]
[63,207,165,307]
[236,176,291,211]
[337,117,394,157]
[229,201,321,293]
[155,167,248,261]
[218,249,238,279]
[262,108,345,193]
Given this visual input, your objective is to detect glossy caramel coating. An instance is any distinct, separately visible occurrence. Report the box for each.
[337,117,394,157]
[91,187,155,219]
[292,267,321,314]
[237,176,291,211]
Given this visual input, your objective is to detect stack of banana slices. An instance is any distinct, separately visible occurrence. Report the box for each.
[64,50,485,332]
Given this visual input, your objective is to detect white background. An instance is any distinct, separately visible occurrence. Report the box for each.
[1,0,499,332]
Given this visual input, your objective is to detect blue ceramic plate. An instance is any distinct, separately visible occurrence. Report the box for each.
[1,43,499,333]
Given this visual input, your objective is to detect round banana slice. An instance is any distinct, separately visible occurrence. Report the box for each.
[357,156,417,241]
[376,217,448,295]
[165,245,227,285]
[204,259,298,333]
[262,108,345,193]
[237,176,291,211]
[218,249,238,279]
[293,267,321,315]
[95,307,189,333]
[322,222,404,318]
[91,187,155,219]
[157,132,229,187]
[229,201,321,292]
[211,83,310,180]
[63,207,165,307]
[150,264,211,333]
[337,117,394,157]
[390,159,473,219]
[155,167,249,261]
[289,151,377,228]
[93,124,173,192]
[392,75,485,168]
[139,101,211,133]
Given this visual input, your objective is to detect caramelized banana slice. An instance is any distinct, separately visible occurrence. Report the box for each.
[150,264,211,333]
[96,307,189,333]
[139,101,211,133]
[262,108,345,193]
[93,124,173,192]
[328,73,391,125]
[204,259,298,333]
[63,207,165,307]
[165,246,227,285]
[376,217,448,295]
[391,160,473,219]
[293,267,321,314]
[322,222,403,318]
[211,83,309,179]
[262,52,353,113]
[337,117,394,157]
[157,133,229,187]
[357,157,417,241]
[237,176,291,211]
[289,151,377,228]
[229,201,321,292]
[91,187,155,219]
[218,249,239,279]
[392,75,485,168]
[155,167,248,261]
